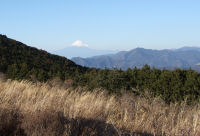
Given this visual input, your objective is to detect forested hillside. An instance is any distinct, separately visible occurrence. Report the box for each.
[1,35,200,104]
[0,34,88,81]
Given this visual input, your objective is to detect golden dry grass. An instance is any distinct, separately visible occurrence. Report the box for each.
[0,78,200,135]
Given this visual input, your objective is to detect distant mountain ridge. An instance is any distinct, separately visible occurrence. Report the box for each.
[53,46,118,58]
[175,46,200,52]
[72,47,200,70]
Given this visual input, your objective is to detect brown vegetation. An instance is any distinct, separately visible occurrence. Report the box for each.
[0,78,200,135]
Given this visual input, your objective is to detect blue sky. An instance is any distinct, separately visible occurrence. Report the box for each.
[0,0,200,51]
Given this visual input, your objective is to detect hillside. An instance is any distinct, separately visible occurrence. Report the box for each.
[0,34,88,81]
[72,47,200,70]
[2,35,200,104]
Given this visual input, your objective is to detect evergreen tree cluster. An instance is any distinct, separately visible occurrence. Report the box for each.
[77,66,200,104]
[1,34,200,104]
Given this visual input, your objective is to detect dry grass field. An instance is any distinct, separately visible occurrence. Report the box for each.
[0,77,200,136]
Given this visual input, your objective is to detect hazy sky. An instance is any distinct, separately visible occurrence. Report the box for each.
[1,0,200,51]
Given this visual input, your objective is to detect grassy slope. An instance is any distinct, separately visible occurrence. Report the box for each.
[0,77,200,136]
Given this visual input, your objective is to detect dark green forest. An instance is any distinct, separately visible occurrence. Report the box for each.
[1,34,200,104]
[0,35,88,80]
